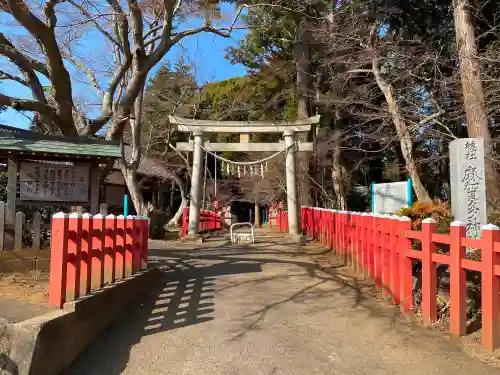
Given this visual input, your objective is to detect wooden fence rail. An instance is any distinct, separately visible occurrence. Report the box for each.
[0,201,52,250]
[293,207,500,351]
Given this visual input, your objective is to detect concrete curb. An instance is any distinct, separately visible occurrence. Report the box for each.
[3,268,159,375]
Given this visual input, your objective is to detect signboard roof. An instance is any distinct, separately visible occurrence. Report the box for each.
[0,131,122,160]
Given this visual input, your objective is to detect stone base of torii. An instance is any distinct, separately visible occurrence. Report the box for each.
[169,115,319,242]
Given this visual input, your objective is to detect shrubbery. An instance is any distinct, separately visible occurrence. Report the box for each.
[396,200,453,234]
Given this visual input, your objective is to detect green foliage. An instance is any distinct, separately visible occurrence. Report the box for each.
[142,61,198,158]
[397,200,453,258]
[397,200,453,233]
[194,69,293,122]
[283,90,298,121]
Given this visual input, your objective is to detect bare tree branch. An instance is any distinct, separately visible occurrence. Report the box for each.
[0,92,56,116]
[0,33,49,77]
[418,110,445,126]
[0,70,28,86]
[62,52,104,98]
[67,0,122,50]
[7,0,76,135]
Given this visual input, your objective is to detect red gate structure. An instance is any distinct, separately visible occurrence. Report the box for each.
[298,207,499,351]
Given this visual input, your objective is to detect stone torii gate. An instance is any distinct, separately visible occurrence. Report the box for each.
[169,115,319,242]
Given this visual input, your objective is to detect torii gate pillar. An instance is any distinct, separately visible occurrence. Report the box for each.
[188,131,204,236]
[284,131,300,237]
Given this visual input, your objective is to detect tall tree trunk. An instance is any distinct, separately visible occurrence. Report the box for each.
[370,27,430,202]
[453,0,500,207]
[332,110,348,210]
[332,153,348,210]
[119,88,149,216]
[121,165,148,215]
[167,173,188,228]
[294,19,313,207]
[374,81,430,202]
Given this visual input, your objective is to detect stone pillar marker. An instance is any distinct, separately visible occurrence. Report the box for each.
[449,137,487,238]
[284,131,300,237]
[188,131,205,236]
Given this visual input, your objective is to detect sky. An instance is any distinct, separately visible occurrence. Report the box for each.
[0,3,248,129]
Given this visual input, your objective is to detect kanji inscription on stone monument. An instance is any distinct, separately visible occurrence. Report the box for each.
[450,138,487,238]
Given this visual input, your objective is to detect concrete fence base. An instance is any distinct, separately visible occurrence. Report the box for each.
[1,268,159,375]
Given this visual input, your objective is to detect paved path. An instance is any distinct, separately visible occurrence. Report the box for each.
[68,232,498,375]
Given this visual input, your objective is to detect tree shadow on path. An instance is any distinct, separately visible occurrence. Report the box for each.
[66,250,263,375]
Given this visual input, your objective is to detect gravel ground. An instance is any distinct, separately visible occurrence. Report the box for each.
[67,233,499,375]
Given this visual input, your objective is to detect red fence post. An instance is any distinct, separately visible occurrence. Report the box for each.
[49,213,69,308]
[481,224,500,350]
[124,215,134,277]
[347,212,353,265]
[80,213,93,297]
[182,207,189,237]
[321,210,325,244]
[389,217,399,304]
[345,212,351,266]
[132,217,142,273]
[67,212,82,302]
[335,211,340,256]
[421,218,437,326]
[140,217,149,270]
[325,210,329,246]
[104,214,116,284]
[327,210,332,250]
[364,213,371,278]
[368,215,375,284]
[360,213,367,278]
[115,215,126,280]
[382,215,391,297]
[339,212,345,262]
[356,213,363,276]
[335,211,340,255]
[374,215,382,289]
[450,221,467,337]
[91,214,105,290]
[399,216,413,313]
[350,213,357,269]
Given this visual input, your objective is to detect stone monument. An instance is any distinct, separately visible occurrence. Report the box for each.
[449,138,487,238]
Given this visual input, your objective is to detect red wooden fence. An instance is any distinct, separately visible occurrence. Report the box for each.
[49,213,149,309]
[181,208,225,237]
[269,208,288,232]
[300,207,500,351]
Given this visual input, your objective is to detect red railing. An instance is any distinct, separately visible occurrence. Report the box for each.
[301,206,500,351]
[181,208,225,237]
[49,213,149,309]
[269,208,288,232]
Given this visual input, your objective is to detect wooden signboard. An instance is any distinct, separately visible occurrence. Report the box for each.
[19,162,90,202]
[372,180,412,215]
